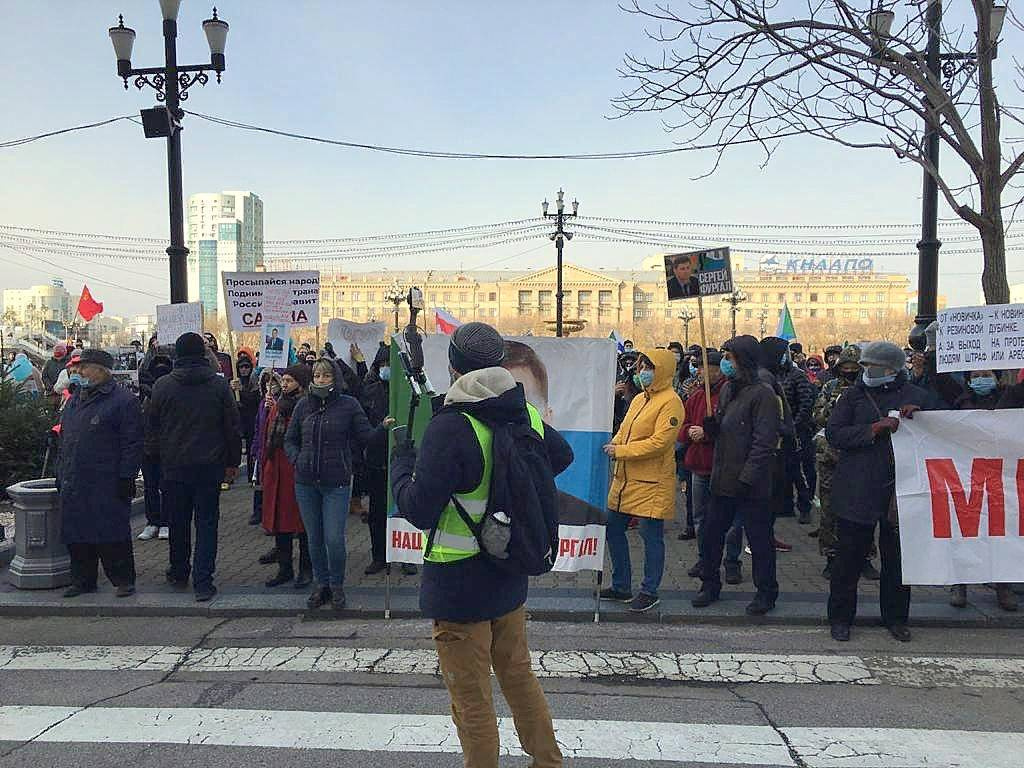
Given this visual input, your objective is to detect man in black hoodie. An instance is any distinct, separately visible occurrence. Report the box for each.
[145,332,241,602]
[391,322,572,768]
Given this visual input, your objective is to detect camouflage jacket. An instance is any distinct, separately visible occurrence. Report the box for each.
[813,377,851,467]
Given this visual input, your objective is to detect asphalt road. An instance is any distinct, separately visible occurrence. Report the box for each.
[0,615,1021,767]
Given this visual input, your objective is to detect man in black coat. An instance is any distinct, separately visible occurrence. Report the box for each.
[826,341,931,643]
[774,341,819,523]
[146,332,242,602]
[58,349,143,598]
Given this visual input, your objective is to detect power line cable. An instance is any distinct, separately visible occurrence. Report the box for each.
[0,115,135,149]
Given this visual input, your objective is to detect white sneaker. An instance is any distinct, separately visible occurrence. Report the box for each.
[158,526,170,540]
[138,525,159,541]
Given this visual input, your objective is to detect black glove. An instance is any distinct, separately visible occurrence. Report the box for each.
[117,477,136,503]
[702,416,720,439]
[390,441,417,466]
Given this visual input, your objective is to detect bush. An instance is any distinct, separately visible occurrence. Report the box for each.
[0,379,55,495]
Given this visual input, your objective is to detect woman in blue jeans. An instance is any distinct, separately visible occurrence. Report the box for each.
[285,358,392,610]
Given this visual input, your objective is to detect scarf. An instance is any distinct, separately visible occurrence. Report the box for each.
[267,389,300,458]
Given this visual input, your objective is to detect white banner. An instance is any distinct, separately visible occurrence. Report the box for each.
[892,410,1024,584]
[326,319,387,371]
[387,520,606,573]
[221,271,320,330]
[936,303,1024,373]
[156,301,202,344]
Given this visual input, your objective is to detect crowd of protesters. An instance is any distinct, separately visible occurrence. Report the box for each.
[5,321,1022,634]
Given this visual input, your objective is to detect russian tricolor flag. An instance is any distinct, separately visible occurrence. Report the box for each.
[434,308,462,335]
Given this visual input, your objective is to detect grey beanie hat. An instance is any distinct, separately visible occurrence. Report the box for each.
[858,341,905,371]
[449,322,506,374]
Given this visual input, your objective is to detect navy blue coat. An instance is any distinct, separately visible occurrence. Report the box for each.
[57,381,143,543]
[285,387,380,488]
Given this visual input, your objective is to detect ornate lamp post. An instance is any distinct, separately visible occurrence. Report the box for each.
[541,189,579,337]
[678,307,696,348]
[384,281,406,333]
[866,1,1006,348]
[108,2,230,304]
[758,304,770,338]
[722,289,748,338]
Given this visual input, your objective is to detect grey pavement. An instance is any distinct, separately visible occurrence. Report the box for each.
[1,484,1021,626]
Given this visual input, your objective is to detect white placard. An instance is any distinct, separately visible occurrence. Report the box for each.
[326,319,387,370]
[156,301,203,345]
[261,284,294,324]
[221,271,320,330]
[260,323,289,367]
[892,410,1024,584]
[936,303,1024,373]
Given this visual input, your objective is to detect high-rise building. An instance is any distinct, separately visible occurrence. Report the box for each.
[1,280,72,329]
[186,191,264,316]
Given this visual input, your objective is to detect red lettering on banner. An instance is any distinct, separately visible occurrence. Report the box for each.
[1019,460,1024,536]
[557,537,599,559]
[926,458,1005,538]
[391,530,422,550]
[391,530,402,548]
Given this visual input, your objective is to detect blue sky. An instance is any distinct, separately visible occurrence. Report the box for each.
[0,0,1019,316]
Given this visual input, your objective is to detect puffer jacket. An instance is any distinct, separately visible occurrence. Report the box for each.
[607,348,685,519]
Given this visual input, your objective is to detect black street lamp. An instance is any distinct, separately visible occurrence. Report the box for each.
[384,281,406,334]
[678,307,696,349]
[758,304,770,338]
[542,189,579,337]
[108,1,230,305]
[722,289,748,338]
[866,1,1006,349]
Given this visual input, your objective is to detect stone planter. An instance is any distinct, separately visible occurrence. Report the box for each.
[5,478,71,589]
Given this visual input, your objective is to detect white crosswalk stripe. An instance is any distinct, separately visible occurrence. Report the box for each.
[1,705,1021,766]
[1,644,1022,687]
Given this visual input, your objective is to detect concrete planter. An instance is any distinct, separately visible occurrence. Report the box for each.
[5,479,71,589]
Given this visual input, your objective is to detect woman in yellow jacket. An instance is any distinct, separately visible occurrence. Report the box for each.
[601,348,685,613]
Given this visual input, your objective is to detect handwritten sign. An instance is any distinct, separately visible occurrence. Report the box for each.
[261,284,293,324]
[326,319,387,370]
[221,270,320,330]
[156,301,203,345]
[936,303,1024,373]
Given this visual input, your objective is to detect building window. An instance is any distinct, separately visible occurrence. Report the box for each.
[578,290,592,307]
[826,309,835,318]
[843,293,852,303]
[809,293,818,302]
[459,292,468,303]
[599,290,613,306]
[321,291,332,302]
[488,292,497,302]
[876,309,887,319]
[777,293,786,302]
[809,309,818,318]
[826,293,835,302]
[712,309,722,319]
[365,291,375,302]
[538,290,553,313]
[352,307,362,317]
[489,308,497,317]
[794,293,803,302]
[428,293,437,303]
[860,293,869,303]
[443,292,452,302]
[479,308,487,318]
[352,291,361,301]
[876,292,886,302]
[793,309,802,318]
[745,309,754,319]
[859,309,869,319]
[842,309,852,318]
[458,309,466,319]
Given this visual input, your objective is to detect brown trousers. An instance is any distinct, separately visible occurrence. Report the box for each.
[433,606,562,768]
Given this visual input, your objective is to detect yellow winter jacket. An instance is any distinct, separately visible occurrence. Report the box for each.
[607,348,685,520]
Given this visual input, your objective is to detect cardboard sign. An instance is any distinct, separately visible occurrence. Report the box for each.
[221,271,320,330]
[260,322,289,367]
[326,319,387,371]
[156,301,203,345]
[664,247,733,301]
[892,411,1024,584]
[261,284,294,324]
[936,303,1024,373]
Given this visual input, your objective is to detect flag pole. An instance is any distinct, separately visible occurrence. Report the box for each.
[696,296,712,414]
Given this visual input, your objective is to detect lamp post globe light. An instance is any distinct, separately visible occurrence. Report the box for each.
[108,3,230,305]
[722,289,748,338]
[541,189,579,338]
[384,281,406,333]
[864,1,1006,349]
[678,307,696,349]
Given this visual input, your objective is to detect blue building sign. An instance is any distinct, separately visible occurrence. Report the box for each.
[760,255,875,273]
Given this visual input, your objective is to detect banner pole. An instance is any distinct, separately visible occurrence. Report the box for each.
[594,570,602,624]
[219,277,240,401]
[384,563,392,620]
[696,296,712,414]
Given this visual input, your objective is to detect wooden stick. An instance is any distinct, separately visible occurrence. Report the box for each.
[219,277,240,401]
[697,295,712,414]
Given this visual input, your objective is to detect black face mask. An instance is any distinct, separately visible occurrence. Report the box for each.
[839,369,859,382]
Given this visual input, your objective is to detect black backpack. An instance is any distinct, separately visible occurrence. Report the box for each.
[444,417,560,576]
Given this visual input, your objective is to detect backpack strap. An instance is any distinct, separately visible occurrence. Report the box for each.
[423,495,484,560]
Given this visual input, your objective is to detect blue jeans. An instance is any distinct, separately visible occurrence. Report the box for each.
[606,510,665,597]
[163,464,222,592]
[295,483,351,588]
[691,473,712,560]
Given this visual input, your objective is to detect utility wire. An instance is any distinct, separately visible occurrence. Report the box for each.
[0,115,135,149]
[0,242,168,299]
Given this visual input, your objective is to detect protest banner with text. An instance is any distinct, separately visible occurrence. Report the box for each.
[935,303,1024,373]
[221,271,320,331]
[664,247,733,301]
[892,410,1024,584]
[156,301,203,344]
[326,319,388,371]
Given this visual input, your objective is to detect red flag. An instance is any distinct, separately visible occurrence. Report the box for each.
[434,308,462,335]
[76,285,104,322]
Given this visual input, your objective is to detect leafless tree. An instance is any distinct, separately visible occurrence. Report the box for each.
[613,0,1023,304]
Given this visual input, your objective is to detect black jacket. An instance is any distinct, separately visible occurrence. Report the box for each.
[285,360,380,488]
[390,373,573,623]
[709,336,781,499]
[997,382,1024,410]
[781,364,817,434]
[826,372,931,525]
[145,356,242,472]
[359,369,390,470]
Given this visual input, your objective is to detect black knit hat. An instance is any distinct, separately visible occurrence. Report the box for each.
[789,342,803,354]
[696,348,723,367]
[372,343,389,369]
[282,363,312,389]
[79,349,115,370]
[448,322,505,374]
[175,332,206,358]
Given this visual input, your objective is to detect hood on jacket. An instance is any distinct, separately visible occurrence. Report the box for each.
[443,366,529,425]
[758,337,790,375]
[639,348,676,393]
[172,355,218,385]
[722,335,761,382]
[237,346,257,367]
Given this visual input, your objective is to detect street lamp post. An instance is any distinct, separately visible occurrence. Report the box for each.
[722,289,748,338]
[384,281,406,333]
[866,1,1006,349]
[678,307,696,348]
[542,189,579,337]
[758,304,770,338]
[108,2,230,304]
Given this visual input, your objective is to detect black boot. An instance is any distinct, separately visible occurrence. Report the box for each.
[294,534,313,588]
[258,546,280,565]
[265,562,294,588]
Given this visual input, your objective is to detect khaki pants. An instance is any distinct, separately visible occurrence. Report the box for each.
[433,606,562,768]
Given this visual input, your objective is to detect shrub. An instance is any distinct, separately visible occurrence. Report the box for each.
[0,379,54,495]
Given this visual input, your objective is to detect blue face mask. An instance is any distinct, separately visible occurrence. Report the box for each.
[969,376,997,395]
[68,373,83,387]
[688,362,698,377]
[862,370,897,388]
[634,370,655,389]
[720,358,737,379]
[379,366,391,382]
